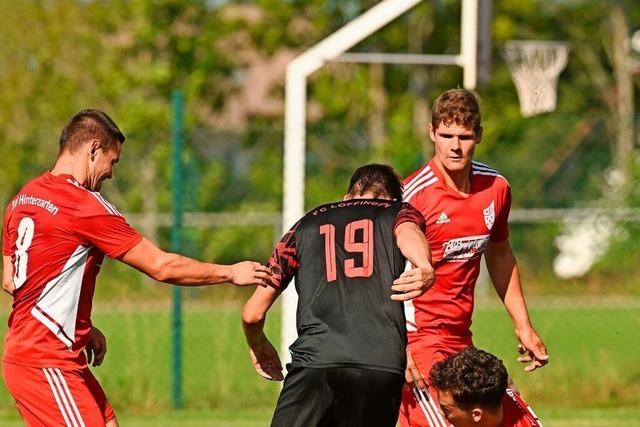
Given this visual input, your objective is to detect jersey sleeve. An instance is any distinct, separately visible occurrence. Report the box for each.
[73,192,142,258]
[490,183,511,243]
[266,220,301,290]
[403,169,430,216]
[2,204,11,256]
[405,188,429,217]
[393,202,426,233]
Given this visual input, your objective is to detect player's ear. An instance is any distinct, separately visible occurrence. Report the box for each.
[428,123,436,142]
[475,126,483,144]
[471,407,483,423]
[89,139,101,161]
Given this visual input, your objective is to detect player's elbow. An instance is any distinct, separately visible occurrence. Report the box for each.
[146,254,177,283]
[242,306,266,326]
[2,279,14,296]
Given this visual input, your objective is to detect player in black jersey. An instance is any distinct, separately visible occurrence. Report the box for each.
[242,164,435,427]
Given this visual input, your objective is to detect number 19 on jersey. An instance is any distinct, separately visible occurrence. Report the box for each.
[319,219,374,282]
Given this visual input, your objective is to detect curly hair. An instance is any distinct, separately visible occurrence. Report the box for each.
[431,88,482,135]
[429,347,508,411]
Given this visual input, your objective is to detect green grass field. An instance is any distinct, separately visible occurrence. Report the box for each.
[0,297,637,425]
[0,407,639,426]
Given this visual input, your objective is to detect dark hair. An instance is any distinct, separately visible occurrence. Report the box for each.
[431,88,482,135]
[347,163,403,201]
[59,109,125,154]
[429,347,508,411]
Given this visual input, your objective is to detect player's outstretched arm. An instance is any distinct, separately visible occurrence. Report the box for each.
[118,237,269,287]
[391,222,435,301]
[242,285,284,381]
[2,255,14,296]
[485,239,549,371]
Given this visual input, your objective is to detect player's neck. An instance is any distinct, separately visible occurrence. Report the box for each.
[433,159,472,196]
[50,154,90,189]
[477,406,504,427]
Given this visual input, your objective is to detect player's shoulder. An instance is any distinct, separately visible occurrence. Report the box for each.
[6,173,81,214]
[503,388,543,427]
[13,172,50,196]
[80,190,123,218]
[471,161,510,188]
[61,178,123,218]
[403,163,439,203]
[301,199,398,225]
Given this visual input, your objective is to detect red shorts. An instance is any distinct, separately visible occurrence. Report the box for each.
[398,333,472,427]
[2,361,116,427]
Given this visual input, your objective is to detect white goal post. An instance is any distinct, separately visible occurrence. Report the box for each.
[281,0,479,365]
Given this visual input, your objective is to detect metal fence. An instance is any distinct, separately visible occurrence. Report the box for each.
[0,120,639,417]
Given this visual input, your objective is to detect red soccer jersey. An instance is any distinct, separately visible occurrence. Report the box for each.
[402,159,511,336]
[502,388,542,427]
[2,172,142,369]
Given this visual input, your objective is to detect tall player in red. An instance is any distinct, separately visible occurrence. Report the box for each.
[1,110,269,427]
[399,89,548,427]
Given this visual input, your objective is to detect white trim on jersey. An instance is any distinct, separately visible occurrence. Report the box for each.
[404,176,439,203]
[472,161,501,173]
[404,165,433,195]
[506,387,544,427]
[32,308,74,349]
[66,178,122,216]
[89,192,122,217]
[65,178,84,189]
[43,368,86,427]
[471,160,498,173]
[472,162,506,181]
[473,170,501,177]
[32,245,91,349]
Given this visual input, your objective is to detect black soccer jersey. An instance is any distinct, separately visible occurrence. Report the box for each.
[267,199,426,374]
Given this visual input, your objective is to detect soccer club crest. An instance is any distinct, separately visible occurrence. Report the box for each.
[483,201,495,230]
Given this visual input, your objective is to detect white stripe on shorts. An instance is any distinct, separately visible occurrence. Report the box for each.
[43,368,86,427]
[412,386,448,427]
[52,368,86,427]
[43,368,75,427]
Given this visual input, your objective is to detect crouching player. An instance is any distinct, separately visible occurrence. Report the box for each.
[428,347,542,427]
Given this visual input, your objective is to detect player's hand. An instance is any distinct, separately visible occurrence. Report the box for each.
[248,336,284,381]
[86,326,107,367]
[515,326,549,372]
[405,350,427,391]
[391,266,435,301]
[229,261,270,287]
[1,281,14,296]
[2,256,16,296]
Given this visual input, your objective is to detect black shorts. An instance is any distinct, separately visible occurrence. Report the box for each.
[271,365,404,427]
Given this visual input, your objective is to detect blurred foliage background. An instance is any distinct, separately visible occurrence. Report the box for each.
[1,0,640,423]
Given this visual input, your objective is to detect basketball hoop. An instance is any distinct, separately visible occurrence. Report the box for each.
[631,30,640,53]
[630,30,640,74]
[503,40,570,117]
